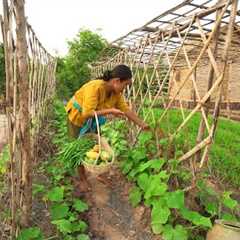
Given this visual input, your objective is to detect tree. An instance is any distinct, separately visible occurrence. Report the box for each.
[56,29,107,99]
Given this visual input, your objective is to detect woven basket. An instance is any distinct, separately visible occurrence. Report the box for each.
[82,112,115,176]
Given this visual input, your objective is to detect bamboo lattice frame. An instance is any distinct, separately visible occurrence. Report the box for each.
[91,0,239,185]
[1,0,57,236]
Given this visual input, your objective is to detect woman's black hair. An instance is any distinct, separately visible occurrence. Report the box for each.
[99,64,132,82]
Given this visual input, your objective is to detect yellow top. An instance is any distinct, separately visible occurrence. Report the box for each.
[65,79,130,127]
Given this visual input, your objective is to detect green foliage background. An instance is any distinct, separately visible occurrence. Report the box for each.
[56,29,107,100]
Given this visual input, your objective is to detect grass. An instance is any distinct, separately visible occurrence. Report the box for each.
[143,108,240,188]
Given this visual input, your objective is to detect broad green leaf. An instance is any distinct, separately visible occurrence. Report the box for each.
[77,234,90,240]
[69,214,77,222]
[156,171,170,180]
[121,160,133,175]
[166,190,184,209]
[144,177,167,199]
[180,208,212,228]
[222,192,238,210]
[205,202,218,216]
[138,159,165,172]
[150,159,166,171]
[131,148,147,162]
[162,224,174,240]
[151,201,170,225]
[145,197,165,207]
[47,187,64,202]
[174,225,188,240]
[137,173,149,191]
[50,203,69,220]
[52,219,72,234]
[128,167,141,179]
[17,227,43,240]
[144,197,154,207]
[162,225,188,240]
[222,213,238,222]
[73,199,88,212]
[129,187,142,207]
[71,220,88,233]
[138,132,153,145]
[151,223,164,234]
[138,161,154,172]
[159,138,168,146]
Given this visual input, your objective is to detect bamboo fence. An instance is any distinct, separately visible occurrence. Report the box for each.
[0,0,57,238]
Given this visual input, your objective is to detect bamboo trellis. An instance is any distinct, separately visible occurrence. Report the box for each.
[0,0,57,237]
[92,0,239,186]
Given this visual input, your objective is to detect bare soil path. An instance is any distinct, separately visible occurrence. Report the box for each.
[76,166,162,240]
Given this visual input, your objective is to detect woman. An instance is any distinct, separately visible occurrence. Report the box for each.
[65,64,149,191]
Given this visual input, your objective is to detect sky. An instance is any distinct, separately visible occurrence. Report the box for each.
[22,0,181,56]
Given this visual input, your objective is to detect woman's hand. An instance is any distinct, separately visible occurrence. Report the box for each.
[140,123,151,131]
[108,108,125,116]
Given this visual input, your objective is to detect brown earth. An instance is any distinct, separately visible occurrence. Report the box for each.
[74,166,162,240]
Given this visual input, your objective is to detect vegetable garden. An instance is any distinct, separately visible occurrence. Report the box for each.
[0,0,240,239]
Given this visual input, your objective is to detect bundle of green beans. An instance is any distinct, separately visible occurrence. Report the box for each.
[57,137,96,170]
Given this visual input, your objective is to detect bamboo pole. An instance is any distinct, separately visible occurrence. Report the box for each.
[14,0,32,227]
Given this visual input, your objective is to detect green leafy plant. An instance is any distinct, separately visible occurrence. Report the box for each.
[17,227,43,240]
[47,186,64,202]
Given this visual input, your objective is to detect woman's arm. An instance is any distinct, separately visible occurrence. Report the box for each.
[116,94,149,129]
[85,108,124,119]
[124,110,149,130]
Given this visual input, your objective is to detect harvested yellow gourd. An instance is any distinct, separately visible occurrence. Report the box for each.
[92,144,100,153]
[86,151,99,160]
[100,151,111,161]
